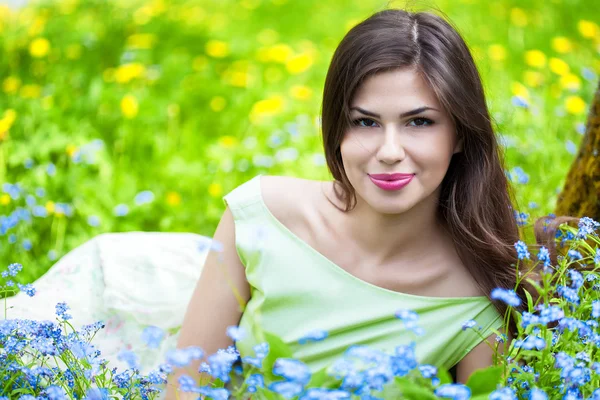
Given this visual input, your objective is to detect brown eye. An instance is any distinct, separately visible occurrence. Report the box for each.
[352,118,378,128]
[409,117,434,127]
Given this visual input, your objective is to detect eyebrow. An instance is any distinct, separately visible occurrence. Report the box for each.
[349,106,439,119]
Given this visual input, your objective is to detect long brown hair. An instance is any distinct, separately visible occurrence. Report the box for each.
[320,8,573,335]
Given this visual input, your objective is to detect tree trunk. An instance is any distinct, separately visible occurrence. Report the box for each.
[555,81,600,218]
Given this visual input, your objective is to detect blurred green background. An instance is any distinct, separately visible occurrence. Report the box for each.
[0,0,599,285]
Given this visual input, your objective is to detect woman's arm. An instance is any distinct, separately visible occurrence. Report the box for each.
[164,206,251,400]
[456,328,509,384]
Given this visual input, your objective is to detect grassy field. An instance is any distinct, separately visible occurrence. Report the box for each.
[0,0,599,285]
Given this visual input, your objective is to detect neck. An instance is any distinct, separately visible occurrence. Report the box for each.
[334,184,450,266]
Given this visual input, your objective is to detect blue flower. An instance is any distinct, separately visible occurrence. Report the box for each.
[269,381,304,399]
[490,387,517,400]
[207,348,239,382]
[435,383,471,400]
[511,96,529,108]
[514,240,530,260]
[46,163,56,176]
[567,249,583,260]
[114,204,129,217]
[491,288,521,307]
[568,269,584,289]
[577,217,600,239]
[84,388,109,400]
[117,349,140,370]
[87,215,101,227]
[246,373,265,393]
[557,285,580,305]
[226,325,246,341]
[166,346,204,368]
[298,329,328,344]
[55,302,72,320]
[514,335,546,350]
[134,190,155,205]
[537,246,551,268]
[141,326,165,349]
[177,374,198,392]
[592,300,600,318]
[6,263,23,277]
[566,140,577,155]
[197,386,229,400]
[461,319,477,331]
[395,309,425,336]
[511,167,529,184]
[299,388,351,400]
[17,283,36,297]
[45,385,68,400]
[419,364,437,379]
[273,358,311,385]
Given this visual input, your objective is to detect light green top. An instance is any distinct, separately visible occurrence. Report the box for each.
[222,174,503,372]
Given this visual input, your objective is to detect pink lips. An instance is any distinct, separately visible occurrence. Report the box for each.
[368,173,414,191]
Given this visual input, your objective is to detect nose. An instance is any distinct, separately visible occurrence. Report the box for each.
[375,127,406,164]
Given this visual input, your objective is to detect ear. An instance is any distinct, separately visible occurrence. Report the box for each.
[453,137,463,154]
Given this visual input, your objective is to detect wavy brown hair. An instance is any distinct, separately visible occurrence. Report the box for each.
[320,8,574,336]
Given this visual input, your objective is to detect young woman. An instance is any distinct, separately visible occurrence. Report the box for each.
[167,7,544,396]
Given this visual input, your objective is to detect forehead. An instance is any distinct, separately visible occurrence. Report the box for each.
[350,68,441,110]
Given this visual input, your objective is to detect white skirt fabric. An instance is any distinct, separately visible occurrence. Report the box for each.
[4,232,210,374]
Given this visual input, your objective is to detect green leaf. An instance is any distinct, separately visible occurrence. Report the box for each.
[524,289,535,312]
[254,386,283,400]
[436,368,453,385]
[261,331,294,380]
[466,365,503,396]
[393,377,437,400]
[306,366,331,388]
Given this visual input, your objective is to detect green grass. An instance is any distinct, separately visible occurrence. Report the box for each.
[0,0,598,285]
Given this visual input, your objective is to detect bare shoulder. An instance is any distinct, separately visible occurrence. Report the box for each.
[259,175,322,226]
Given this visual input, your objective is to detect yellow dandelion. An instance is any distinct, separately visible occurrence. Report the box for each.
[488,44,507,61]
[560,73,581,91]
[290,85,313,100]
[120,94,139,119]
[205,40,229,58]
[166,191,181,206]
[126,33,157,50]
[29,37,50,58]
[66,144,78,157]
[219,136,238,148]
[210,96,227,112]
[286,53,314,75]
[551,37,573,53]
[0,194,10,205]
[523,71,544,88]
[45,201,55,214]
[3,109,17,125]
[0,118,10,136]
[525,50,546,68]
[565,96,586,114]
[20,84,42,99]
[510,8,528,27]
[208,183,223,197]
[267,44,294,63]
[250,96,284,115]
[115,63,146,84]
[578,20,598,39]
[65,44,82,60]
[192,56,208,72]
[2,76,21,94]
[511,82,530,100]
[549,58,570,76]
[229,71,249,88]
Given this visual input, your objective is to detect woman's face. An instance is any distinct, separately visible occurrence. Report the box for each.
[340,68,461,215]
